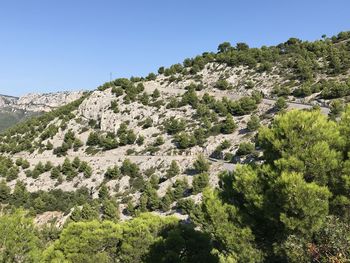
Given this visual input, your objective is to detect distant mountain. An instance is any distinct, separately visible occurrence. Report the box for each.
[0,91,84,131]
[0,94,18,107]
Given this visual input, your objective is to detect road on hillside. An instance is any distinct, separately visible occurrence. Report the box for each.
[261,98,330,115]
[146,83,331,115]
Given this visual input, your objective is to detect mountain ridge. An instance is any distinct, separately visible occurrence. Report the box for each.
[0,91,86,132]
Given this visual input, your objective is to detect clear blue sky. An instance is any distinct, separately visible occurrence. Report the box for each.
[0,0,349,96]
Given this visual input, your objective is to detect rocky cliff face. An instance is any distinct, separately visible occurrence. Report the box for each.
[0,94,18,108]
[1,91,85,112]
[0,91,85,132]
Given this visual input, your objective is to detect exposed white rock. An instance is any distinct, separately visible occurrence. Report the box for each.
[0,94,18,108]
[78,89,114,121]
[0,91,85,112]
[16,91,85,112]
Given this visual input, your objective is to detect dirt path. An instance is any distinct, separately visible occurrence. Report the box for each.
[145,81,330,115]
[261,98,330,115]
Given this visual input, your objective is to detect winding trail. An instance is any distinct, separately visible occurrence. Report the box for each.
[261,98,330,115]
[145,82,331,115]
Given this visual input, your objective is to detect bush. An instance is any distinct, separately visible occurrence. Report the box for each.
[164,117,186,135]
[258,61,273,72]
[181,89,199,108]
[152,89,160,99]
[329,99,344,120]
[117,123,137,146]
[0,180,11,202]
[221,114,237,134]
[174,132,196,149]
[215,79,232,90]
[110,101,119,113]
[218,42,232,53]
[177,198,195,214]
[158,67,165,74]
[211,140,231,159]
[192,173,210,194]
[136,135,145,146]
[86,132,100,146]
[146,73,157,81]
[112,87,124,97]
[142,117,153,129]
[275,97,287,111]
[320,79,350,99]
[120,159,140,177]
[293,83,312,97]
[247,115,261,131]
[154,136,165,146]
[193,155,210,173]
[236,142,255,156]
[272,85,291,97]
[81,163,92,178]
[173,179,189,199]
[238,97,258,113]
[166,161,180,179]
[50,167,61,179]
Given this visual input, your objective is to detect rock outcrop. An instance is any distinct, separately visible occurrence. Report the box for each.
[0,91,85,132]
[0,94,18,108]
[0,91,85,112]
[15,91,85,112]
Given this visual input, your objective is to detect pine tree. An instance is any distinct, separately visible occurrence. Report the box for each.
[221,114,237,134]
[105,165,120,180]
[98,185,110,199]
[70,206,82,222]
[50,167,61,179]
[0,180,10,202]
[81,203,99,221]
[192,173,210,194]
[166,160,180,179]
[102,200,119,221]
[193,154,210,173]
[247,115,261,131]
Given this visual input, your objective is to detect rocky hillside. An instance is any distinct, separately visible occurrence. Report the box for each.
[0,91,85,132]
[1,31,350,262]
[0,31,350,221]
[0,94,18,107]
[13,91,85,112]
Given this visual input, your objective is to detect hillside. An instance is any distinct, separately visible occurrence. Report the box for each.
[1,31,350,262]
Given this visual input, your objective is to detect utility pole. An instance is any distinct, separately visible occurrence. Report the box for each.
[110,72,112,82]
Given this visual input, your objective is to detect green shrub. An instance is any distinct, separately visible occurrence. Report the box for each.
[236,142,255,156]
[193,155,210,173]
[166,161,180,179]
[247,115,261,131]
[215,79,232,90]
[192,173,209,194]
[120,159,140,177]
[221,114,237,134]
[147,73,157,81]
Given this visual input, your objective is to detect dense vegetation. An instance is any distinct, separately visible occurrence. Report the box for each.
[1,108,350,262]
[164,31,350,86]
